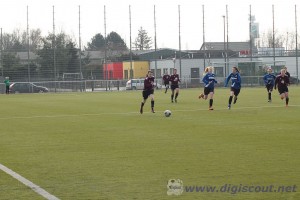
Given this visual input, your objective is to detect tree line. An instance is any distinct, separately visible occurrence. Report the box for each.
[0,27,152,81]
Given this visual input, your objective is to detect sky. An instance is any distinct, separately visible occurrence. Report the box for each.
[0,0,299,50]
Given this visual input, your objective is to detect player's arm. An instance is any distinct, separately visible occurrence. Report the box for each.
[224,75,230,87]
[202,74,208,85]
[274,77,278,89]
[263,75,268,85]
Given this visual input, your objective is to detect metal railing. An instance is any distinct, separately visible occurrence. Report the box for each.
[0,76,298,94]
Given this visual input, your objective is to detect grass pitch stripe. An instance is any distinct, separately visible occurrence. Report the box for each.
[0,163,59,200]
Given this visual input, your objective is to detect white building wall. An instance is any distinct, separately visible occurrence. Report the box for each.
[150,57,299,79]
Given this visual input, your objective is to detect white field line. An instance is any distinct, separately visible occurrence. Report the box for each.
[0,163,59,200]
[0,104,299,120]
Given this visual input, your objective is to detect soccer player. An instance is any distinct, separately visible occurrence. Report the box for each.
[263,67,276,102]
[224,66,242,109]
[199,66,217,110]
[140,71,155,114]
[274,69,290,107]
[4,77,10,94]
[169,69,180,103]
[162,72,170,93]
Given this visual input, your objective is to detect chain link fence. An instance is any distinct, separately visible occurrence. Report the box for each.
[1,76,298,94]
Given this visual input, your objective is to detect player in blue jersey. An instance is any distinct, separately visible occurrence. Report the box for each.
[199,66,218,110]
[224,66,242,109]
[263,67,276,102]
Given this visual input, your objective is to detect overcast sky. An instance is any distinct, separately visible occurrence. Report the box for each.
[0,0,299,50]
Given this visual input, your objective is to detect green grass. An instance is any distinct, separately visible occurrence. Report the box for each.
[0,87,299,200]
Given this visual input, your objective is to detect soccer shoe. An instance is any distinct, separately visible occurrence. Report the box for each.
[151,108,155,113]
[171,100,174,103]
[233,97,238,104]
[268,99,272,103]
[198,93,204,99]
[209,107,214,110]
[228,104,231,110]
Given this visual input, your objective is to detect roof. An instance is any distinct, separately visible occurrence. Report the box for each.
[200,42,251,51]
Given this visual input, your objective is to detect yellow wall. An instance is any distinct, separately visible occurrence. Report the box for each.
[123,61,149,79]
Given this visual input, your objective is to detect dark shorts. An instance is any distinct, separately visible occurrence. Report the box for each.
[266,84,274,92]
[164,81,169,86]
[278,86,288,94]
[204,87,214,95]
[171,84,179,90]
[142,89,154,99]
[231,87,240,96]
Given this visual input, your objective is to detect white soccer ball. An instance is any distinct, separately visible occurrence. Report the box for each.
[164,110,172,117]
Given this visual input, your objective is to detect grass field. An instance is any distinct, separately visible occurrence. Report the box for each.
[0,87,299,200]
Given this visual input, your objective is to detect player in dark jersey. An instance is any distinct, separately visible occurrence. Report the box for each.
[140,71,155,114]
[169,69,180,103]
[263,67,276,102]
[199,66,218,110]
[274,69,290,107]
[162,73,170,93]
[224,66,242,109]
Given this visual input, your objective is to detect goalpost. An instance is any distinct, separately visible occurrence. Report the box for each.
[62,73,83,80]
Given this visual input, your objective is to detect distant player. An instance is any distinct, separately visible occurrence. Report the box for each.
[140,71,155,114]
[162,72,170,93]
[4,77,10,94]
[169,69,180,103]
[199,66,217,110]
[263,67,276,102]
[274,69,290,107]
[224,66,242,109]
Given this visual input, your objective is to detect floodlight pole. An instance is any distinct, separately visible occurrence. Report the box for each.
[53,6,57,92]
[296,5,299,84]
[129,5,133,80]
[104,5,108,91]
[272,5,276,68]
[78,6,82,80]
[178,5,182,78]
[202,5,206,71]
[27,6,31,83]
[154,5,157,81]
[223,15,226,77]
[226,5,229,73]
[0,28,3,77]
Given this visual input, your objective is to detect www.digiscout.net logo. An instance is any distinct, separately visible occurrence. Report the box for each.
[167,179,297,195]
[167,179,184,196]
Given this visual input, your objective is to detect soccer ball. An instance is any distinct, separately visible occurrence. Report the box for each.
[164,110,171,117]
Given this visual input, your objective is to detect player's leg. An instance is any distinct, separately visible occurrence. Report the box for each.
[140,91,148,114]
[228,89,234,109]
[171,86,175,103]
[165,83,169,93]
[233,89,240,104]
[267,85,273,102]
[285,91,289,106]
[175,87,179,103]
[203,87,209,100]
[209,91,214,110]
[150,91,155,113]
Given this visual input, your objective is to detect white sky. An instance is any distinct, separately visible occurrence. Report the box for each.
[0,0,299,50]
